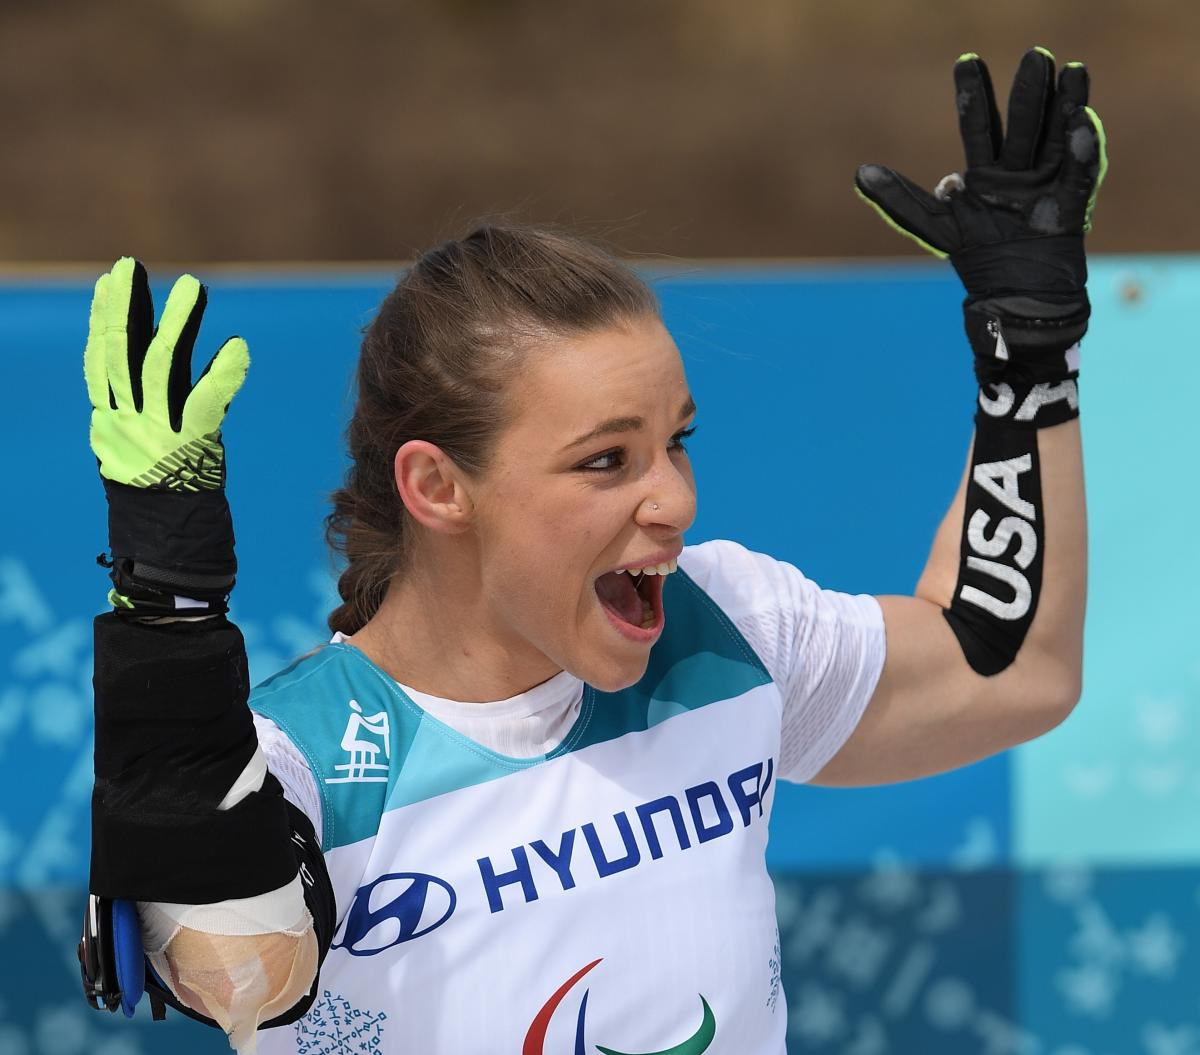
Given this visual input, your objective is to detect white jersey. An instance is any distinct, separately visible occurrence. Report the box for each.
[249,540,884,1053]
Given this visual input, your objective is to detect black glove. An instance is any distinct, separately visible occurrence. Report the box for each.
[855,47,1107,384]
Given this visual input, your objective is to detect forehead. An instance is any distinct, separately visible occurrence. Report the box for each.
[508,318,688,439]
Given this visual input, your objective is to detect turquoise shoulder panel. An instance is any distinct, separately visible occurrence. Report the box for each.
[250,568,772,850]
[252,645,560,850]
[251,645,423,852]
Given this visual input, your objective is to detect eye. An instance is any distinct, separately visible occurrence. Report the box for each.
[669,426,697,452]
[574,426,697,474]
[577,448,625,472]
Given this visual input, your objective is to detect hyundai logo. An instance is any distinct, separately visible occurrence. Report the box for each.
[333,872,457,956]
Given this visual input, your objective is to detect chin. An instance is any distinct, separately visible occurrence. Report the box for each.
[574,652,651,694]
[552,610,656,692]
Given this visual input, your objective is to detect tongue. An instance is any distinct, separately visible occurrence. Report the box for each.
[595,571,645,626]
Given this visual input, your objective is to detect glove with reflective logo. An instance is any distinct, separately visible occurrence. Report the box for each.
[85,257,249,614]
[855,47,1107,384]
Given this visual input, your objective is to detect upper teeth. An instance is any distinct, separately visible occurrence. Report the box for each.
[619,559,678,576]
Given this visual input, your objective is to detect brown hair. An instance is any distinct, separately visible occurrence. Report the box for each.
[325,223,659,636]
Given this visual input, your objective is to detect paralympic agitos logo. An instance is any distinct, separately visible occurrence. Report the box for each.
[523,959,715,1055]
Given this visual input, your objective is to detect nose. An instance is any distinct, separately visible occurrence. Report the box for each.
[635,457,697,535]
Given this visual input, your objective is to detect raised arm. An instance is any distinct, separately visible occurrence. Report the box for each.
[816,48,1106,785]
[81,260,332,1050]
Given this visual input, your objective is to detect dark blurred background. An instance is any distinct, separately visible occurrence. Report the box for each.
[1,0,1192,264]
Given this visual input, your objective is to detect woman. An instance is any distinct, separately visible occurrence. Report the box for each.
[83,48,1104,1053]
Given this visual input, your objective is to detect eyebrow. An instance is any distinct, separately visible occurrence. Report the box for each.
[562,395,697,452]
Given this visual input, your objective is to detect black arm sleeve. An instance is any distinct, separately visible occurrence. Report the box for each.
[88,611,337,1029]
[91,613,296,903]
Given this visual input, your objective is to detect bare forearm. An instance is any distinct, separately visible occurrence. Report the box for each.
[914,448,970,608]
[1024,419,1087,677]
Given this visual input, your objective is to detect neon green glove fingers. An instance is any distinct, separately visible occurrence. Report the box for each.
[183,336,250,439]
[86,259,250,491]
[84,271,112,412]
[100,256,150,414]
[139,272,202,426]
[100,259,133,412]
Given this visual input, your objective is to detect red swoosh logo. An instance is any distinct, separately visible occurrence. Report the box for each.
[523,958,604,1055]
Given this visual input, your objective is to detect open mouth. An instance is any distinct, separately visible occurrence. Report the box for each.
[594,561,675,638]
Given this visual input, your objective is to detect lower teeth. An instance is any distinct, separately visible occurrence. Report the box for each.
[639,599,654,629]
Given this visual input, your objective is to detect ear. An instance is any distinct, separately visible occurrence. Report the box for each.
[394,440,474,535]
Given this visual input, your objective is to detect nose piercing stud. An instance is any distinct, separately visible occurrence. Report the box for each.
[652,503,660,511]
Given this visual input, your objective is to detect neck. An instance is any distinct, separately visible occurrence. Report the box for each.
[348,550,561,703]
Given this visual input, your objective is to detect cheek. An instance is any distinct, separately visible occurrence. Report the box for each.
[492,505,610,621]
[493,474,608,554]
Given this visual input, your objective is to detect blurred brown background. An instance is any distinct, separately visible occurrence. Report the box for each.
[1,0,1192,263]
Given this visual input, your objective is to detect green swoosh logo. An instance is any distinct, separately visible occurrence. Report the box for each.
[595,995,716,1055]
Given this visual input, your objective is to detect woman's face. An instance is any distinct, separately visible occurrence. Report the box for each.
[468,315,697,692]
